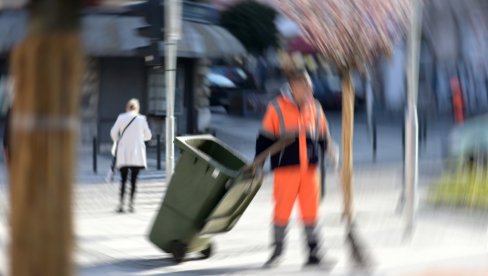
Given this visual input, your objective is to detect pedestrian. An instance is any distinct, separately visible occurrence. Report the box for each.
[253,62,335,267]
[451,76,465,124]
[110,99,152,213]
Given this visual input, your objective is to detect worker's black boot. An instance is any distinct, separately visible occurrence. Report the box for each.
[304,225,321,266]
[305,242,321,266]
[263,242,283,268]
[263,225,286,268]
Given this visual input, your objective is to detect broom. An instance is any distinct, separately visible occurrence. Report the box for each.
[319,130,372,268]
[340,71,373,268]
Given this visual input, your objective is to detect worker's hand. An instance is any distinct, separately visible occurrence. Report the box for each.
[327,140,340,170]
[240,163,257,175]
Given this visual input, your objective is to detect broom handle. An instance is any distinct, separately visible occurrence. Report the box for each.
[341,70,355,225]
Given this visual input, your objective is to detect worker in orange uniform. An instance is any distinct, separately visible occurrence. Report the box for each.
[254,68,334,268]
[450,77,465,124]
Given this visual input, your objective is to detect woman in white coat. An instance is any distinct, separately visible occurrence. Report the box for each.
[111,99,152,213]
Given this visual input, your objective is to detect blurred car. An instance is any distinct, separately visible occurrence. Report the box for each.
[208,66,258,111]
[208,73,236,110]
[313,73,343,109]
[443,114,488,170]
[312,71,365,110]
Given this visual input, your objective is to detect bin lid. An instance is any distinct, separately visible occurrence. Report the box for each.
[174,135,248,177]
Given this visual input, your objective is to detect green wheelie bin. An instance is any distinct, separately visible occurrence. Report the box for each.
[148,135,263,263]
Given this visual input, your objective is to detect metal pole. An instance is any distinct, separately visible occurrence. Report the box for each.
[365,70,376,162]
[157,134,161,170]
[405,0,422,236]
[165,0,182,179]
[398,115,406,214]
[372,117,377,162]
[93,136,97,174]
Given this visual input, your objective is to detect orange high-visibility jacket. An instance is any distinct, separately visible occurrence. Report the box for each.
[255,88,329,170]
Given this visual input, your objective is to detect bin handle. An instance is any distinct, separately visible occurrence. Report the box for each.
[240,169,260,196]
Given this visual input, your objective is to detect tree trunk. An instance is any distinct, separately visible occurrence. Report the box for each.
[9,1,83,275]
[341,70,355,224]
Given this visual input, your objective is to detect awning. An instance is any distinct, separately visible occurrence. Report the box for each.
[81,15,149,56]
[0,10,148,56]
[0,9,246,58]
[168,20,246,58]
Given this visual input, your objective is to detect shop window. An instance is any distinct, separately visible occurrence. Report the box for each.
[147,67,184,116]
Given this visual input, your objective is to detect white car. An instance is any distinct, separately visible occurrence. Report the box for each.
[207,73,236,88]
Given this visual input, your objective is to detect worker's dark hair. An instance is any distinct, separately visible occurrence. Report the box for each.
[278,50,309,82]
[284,68,309,82]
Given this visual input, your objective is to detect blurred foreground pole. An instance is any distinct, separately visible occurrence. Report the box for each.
[364,70,376,162]
[165,0,182,178]
[404,0,422,236]
[9,0,83,275]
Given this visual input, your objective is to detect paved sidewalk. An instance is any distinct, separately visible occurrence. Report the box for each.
[1,164,485,275]
[81,167,486,275]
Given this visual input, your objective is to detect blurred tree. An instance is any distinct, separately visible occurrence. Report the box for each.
[220,0,279,55]
[276,0,412,251]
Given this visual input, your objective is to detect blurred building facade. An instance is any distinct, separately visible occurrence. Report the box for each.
[0,1,245,147]
[380,0,488,117]
[213,0,488,119]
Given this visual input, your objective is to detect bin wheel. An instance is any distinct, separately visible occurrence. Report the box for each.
[169,240,187,263]
[200,243,214,259]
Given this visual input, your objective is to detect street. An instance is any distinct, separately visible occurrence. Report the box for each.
[0,110,487,275]
[2,0,488,275]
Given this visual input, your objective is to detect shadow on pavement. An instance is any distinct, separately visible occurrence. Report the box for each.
[80,255,254,275]
[164,265,264,275]
[80,257,176,274]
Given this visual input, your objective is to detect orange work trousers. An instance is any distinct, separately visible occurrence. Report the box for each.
[273,165,319,226]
